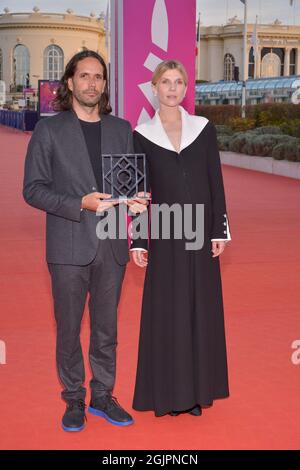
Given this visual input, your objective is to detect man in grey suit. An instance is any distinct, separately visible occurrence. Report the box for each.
[23,50,143,431]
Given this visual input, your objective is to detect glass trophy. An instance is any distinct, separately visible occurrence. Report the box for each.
[102,153,150,201]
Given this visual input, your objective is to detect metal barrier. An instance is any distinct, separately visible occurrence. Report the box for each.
[0,110,38,131]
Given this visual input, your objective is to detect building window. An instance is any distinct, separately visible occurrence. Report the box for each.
[224,54,235,81]
[0,49,2,81]
[261,48,284,77]
[44,45,64,80]
[261,51,282,78]
[290,49,296,76]
[248,47,255,79]
[13,45,30,88]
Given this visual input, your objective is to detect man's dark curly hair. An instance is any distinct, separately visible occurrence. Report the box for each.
[52,50,112,114]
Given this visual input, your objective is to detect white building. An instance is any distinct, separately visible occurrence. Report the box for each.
[196,17,300,82]
[0,8,106,93]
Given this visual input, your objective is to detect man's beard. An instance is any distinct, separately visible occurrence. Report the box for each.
[73,90,101,108]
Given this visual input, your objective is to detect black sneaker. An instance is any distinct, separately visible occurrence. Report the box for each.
[62,399,86,432]
[88,395,134,427]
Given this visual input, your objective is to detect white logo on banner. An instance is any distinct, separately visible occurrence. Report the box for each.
[0,340,6,364]
[138,0,169,124]
[291,89,300,105]
[151,0,169,51]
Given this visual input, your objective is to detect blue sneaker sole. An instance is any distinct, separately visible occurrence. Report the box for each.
[62,423,85,432]
[88,406,134,427]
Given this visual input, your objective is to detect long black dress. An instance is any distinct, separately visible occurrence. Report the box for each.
[131,106,230,417]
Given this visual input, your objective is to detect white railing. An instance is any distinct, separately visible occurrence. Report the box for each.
[0,12,103,23]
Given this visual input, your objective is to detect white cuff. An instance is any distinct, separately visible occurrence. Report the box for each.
[225,214,231,240]
[212,214,231,241]
[130,248,148,252]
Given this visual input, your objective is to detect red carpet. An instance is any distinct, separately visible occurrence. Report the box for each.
[0,124,300,450]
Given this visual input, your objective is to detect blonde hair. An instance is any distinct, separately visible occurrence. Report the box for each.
[151,60,188,86]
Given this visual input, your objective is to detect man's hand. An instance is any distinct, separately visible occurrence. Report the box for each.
[81,192,118,213]
[131,250,148,268]
[126,192,151,215]
[212,241,226,258]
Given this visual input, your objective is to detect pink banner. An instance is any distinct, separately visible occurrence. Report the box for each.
[123,0,196,127]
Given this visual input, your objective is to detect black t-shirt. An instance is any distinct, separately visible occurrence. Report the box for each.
[79,119,102,192]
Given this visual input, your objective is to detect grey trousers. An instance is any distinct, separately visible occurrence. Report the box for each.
[48,239,126,403]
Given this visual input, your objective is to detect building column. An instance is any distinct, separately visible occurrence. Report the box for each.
[244,46,250,81]
[296,48,300,76]
[2,47,11,97]
[255,46,262,79]
[284,47,291,76]
[196,41,201,80]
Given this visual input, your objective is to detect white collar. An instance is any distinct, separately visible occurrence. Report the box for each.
[135,106,209,153]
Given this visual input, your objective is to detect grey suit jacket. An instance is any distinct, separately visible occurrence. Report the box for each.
[23,110,133,266]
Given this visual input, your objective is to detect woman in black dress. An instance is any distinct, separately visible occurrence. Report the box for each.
[131,60,231,417]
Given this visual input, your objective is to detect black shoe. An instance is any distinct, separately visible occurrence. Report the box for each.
[202,402,213,408]
[189,405,202,416]
[62,399,86,432]
[88,395,134,427]
[168,411,180,416]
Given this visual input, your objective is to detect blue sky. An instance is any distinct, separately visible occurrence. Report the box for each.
[0,0,299,26]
